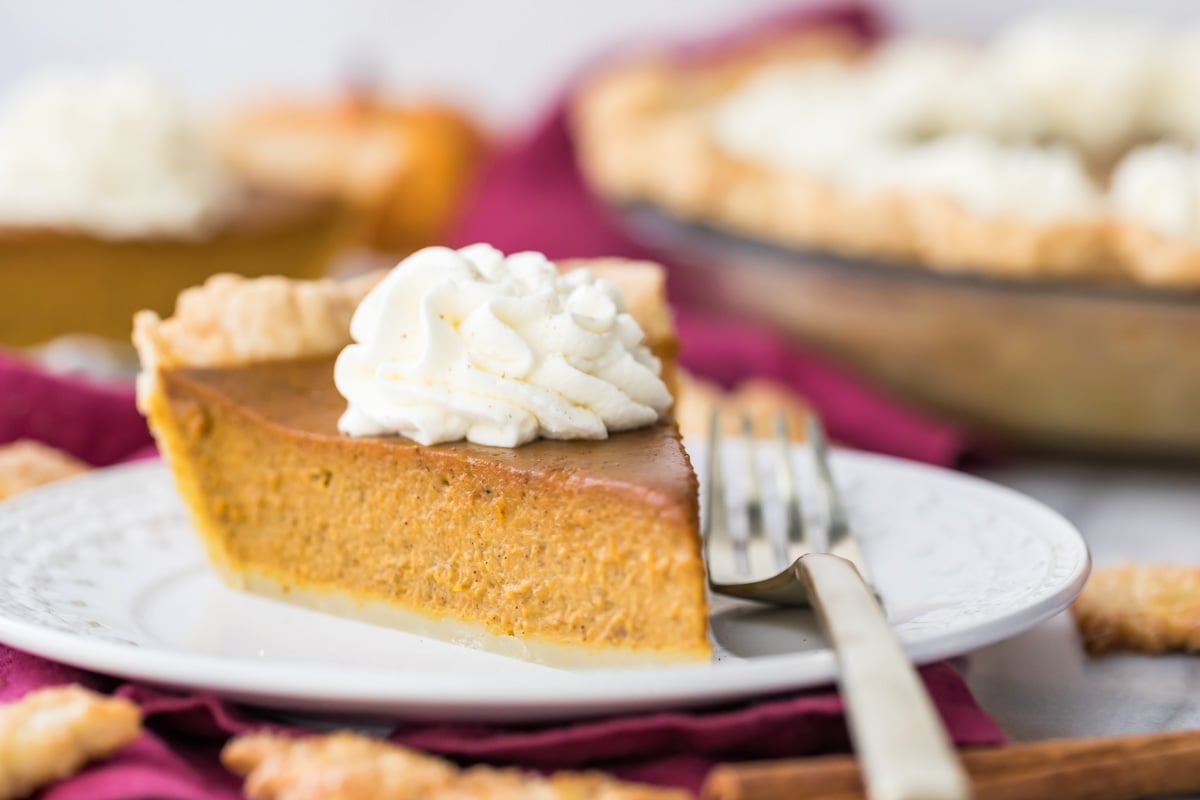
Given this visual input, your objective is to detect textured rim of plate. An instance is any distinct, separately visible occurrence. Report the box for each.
[0,452,1090,715]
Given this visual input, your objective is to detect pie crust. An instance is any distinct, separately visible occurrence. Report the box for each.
[134,259,672,375]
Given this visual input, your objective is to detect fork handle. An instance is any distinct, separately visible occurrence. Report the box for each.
[796,553,971,800]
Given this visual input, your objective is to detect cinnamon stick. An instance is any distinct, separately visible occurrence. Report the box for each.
[703,730,1200,800]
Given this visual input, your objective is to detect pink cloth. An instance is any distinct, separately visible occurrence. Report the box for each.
[0,355,151,466]
[0,5,1006,798]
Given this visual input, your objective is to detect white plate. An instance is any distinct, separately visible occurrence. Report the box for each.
[0,444,1089,722]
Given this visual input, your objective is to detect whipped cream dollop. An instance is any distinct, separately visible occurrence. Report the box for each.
[1149,27,1200,139]
[848,136,1102,222]
[986,15,1160,156]
[0,68,238,238]
[334,244,673,447]
[713,61,885,178]
[1111,144,1200,241]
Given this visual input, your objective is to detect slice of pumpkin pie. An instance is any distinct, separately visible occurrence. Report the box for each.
[133,245,710,665]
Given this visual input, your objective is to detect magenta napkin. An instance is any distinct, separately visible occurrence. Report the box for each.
[0,354,151,466]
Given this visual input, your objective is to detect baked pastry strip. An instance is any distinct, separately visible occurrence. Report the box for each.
[223,731,690,800]
[0,440,89,501]
[0,685,141,800]
[1071,563,1200,655]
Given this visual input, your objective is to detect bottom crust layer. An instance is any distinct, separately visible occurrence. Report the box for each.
[215,563,713,668]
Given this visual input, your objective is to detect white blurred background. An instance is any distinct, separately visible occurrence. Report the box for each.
[2,0,1198,127]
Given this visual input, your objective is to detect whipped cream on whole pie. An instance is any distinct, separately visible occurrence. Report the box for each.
[0,68,239,238]
[715,71,1102,224]
[1111,144,1200,241]
[858,40,1001,137]
[848,136,1102,222]
[1150,28,1200,140]
[709,14,1191,227]
[713,61,884,178]
[335,244,672,447]
[986,15,1160,156]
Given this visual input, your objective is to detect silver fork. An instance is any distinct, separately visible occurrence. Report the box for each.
[704,410,971,800]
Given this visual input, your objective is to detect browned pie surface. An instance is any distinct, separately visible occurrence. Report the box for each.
[171,356,696,509]
[151,356,710,660]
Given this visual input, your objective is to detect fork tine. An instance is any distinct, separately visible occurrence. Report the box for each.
[707,413,967,798]
[774,411,805,561]
[807,414,850,550]
[703,406,723,538]
[739,412,768,532]
[739,413,769,569]
[705,408,748,576]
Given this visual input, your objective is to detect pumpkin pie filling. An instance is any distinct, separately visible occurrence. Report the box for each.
[136,254,712,665]
[0,193,355,347]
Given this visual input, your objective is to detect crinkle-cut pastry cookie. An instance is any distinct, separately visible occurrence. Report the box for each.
[0,685,141,800]
[573,15,1200,287]
[0,440,89,501]
[223,731,691,800]
[1070,563,1200,655]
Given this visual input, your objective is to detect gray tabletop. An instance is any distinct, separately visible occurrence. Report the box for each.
[966,460,1200,739]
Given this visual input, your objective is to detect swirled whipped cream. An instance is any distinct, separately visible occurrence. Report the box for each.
[0,68,238,238]
[334,244,673,447]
